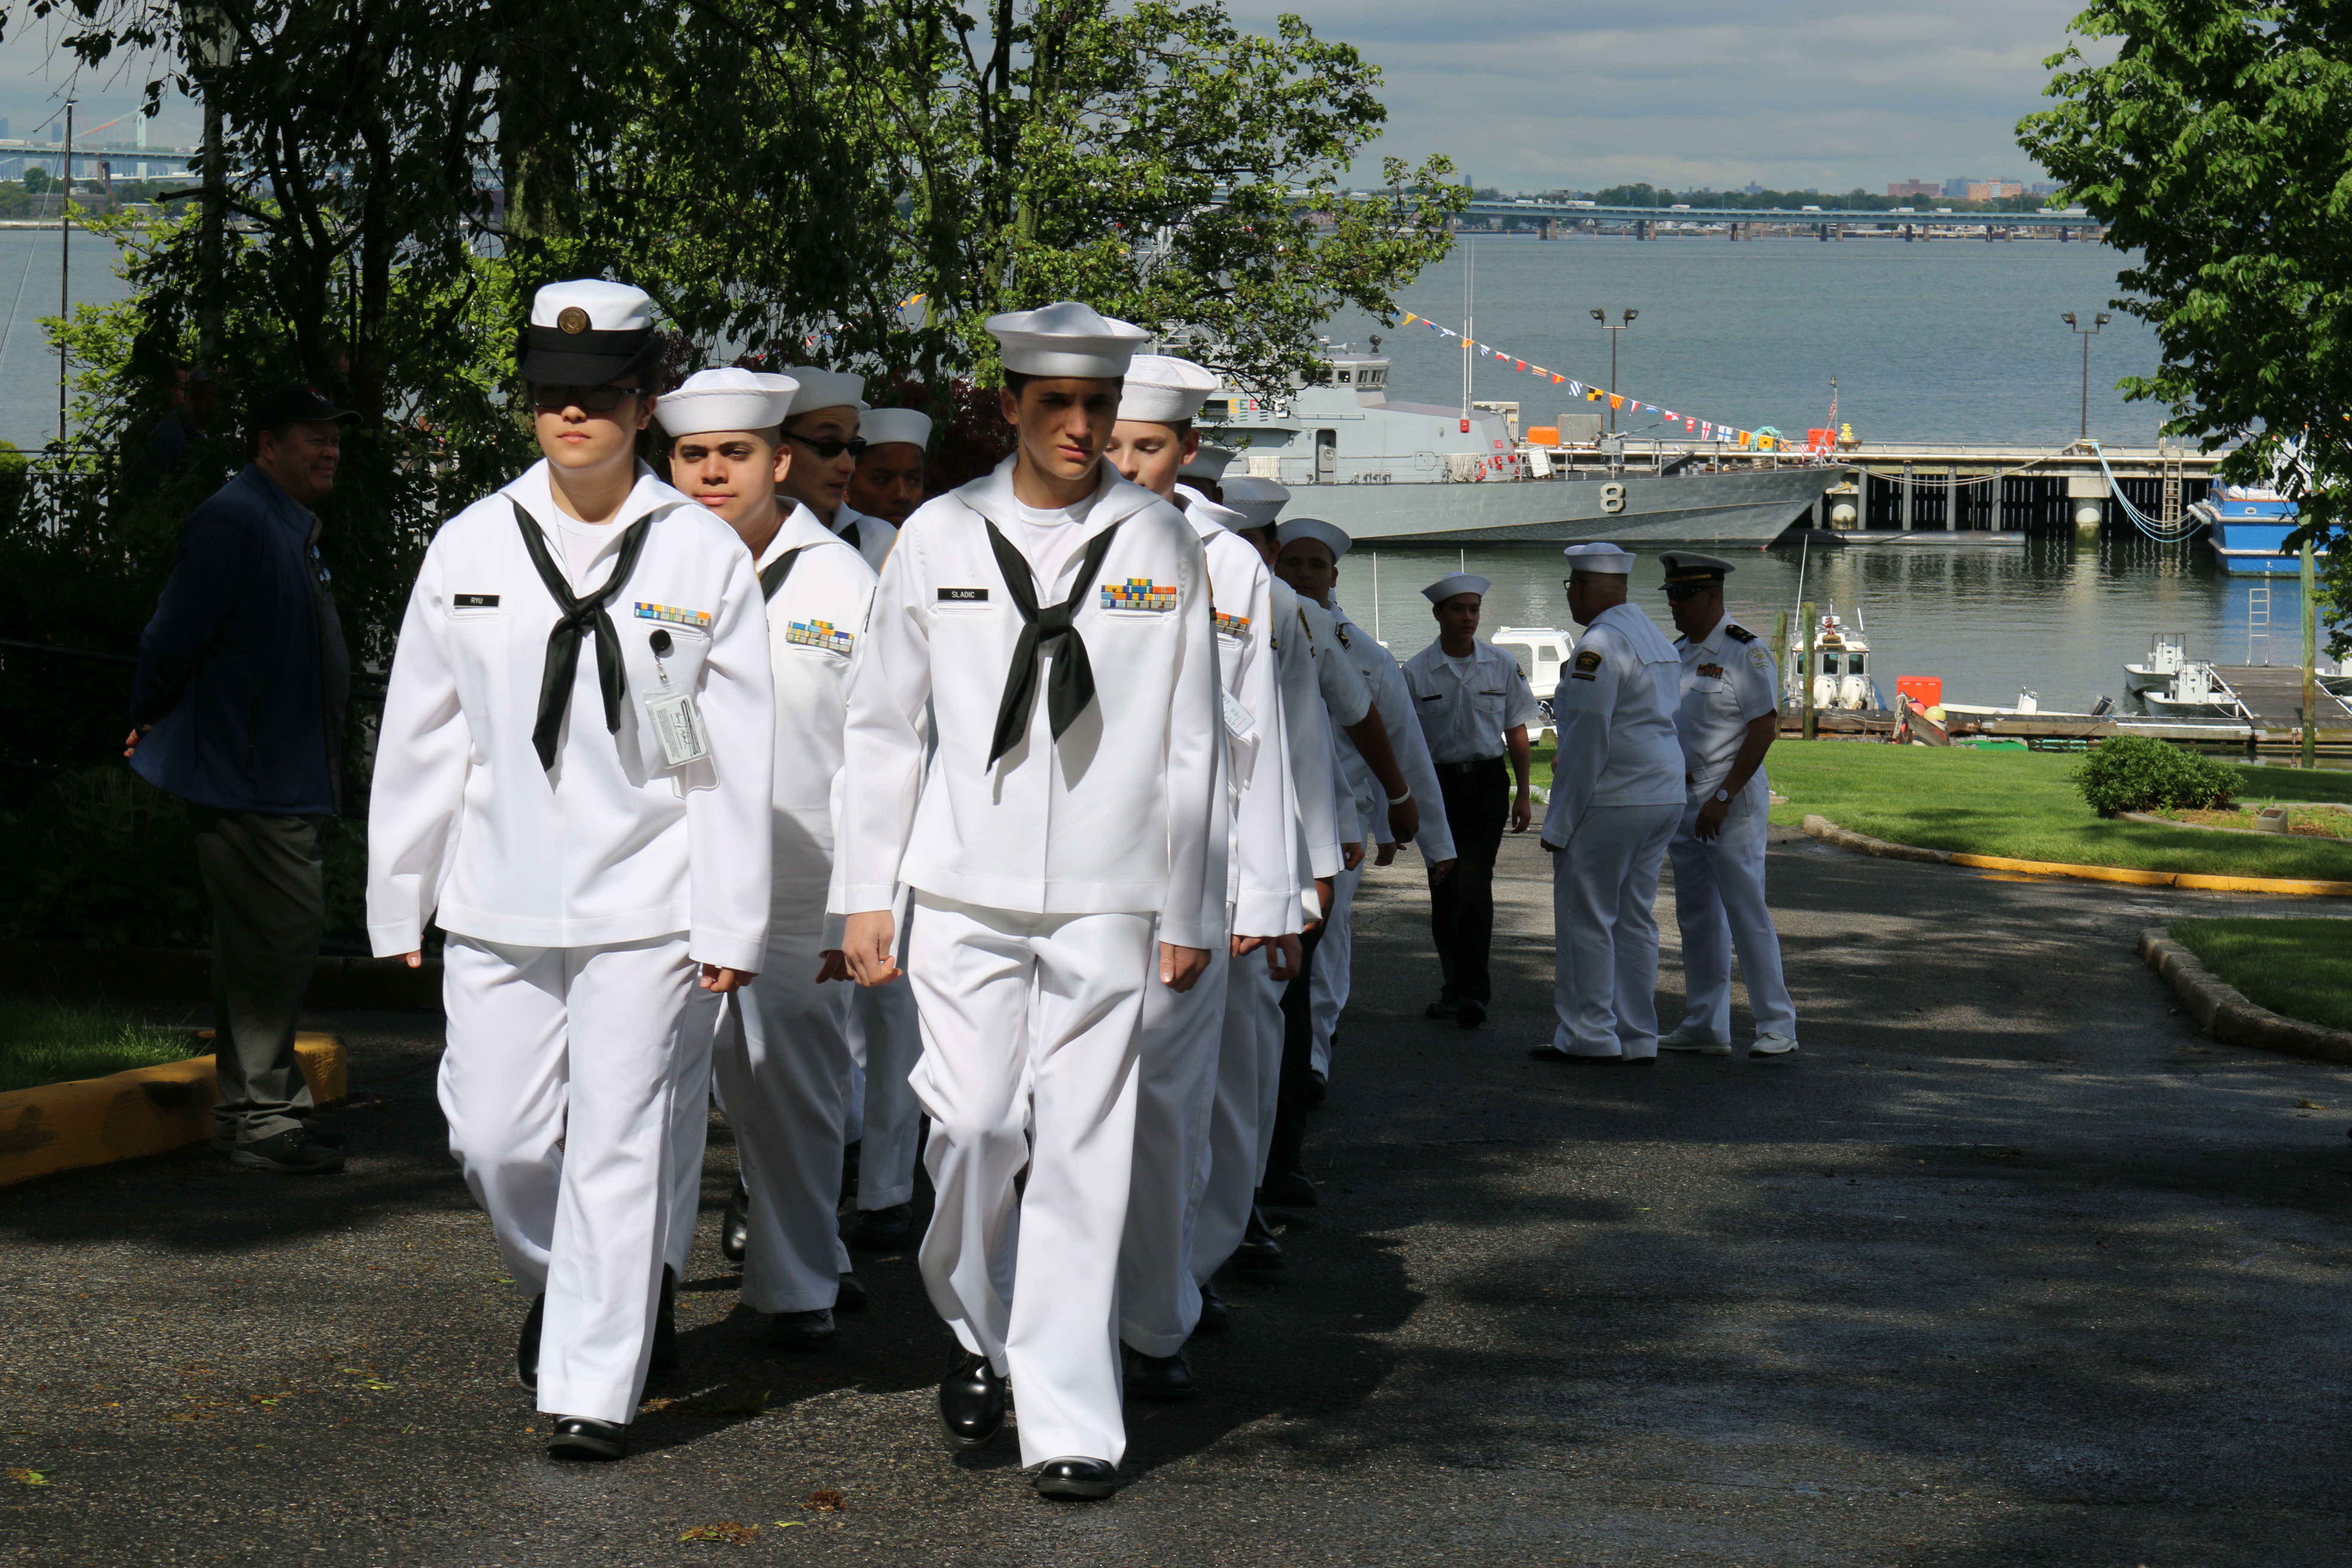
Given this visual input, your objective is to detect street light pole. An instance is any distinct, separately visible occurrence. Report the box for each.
[2061,310,2110,441]
[1589,307,1637,432]
[57,98,73,449]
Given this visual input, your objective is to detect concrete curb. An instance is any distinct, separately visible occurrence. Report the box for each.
[1799,815,2352,897]
[2121,808,2352,843]
[2138,928,2352,1066]
[0,1033,346,1188]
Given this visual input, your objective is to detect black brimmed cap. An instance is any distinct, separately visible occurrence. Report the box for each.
[248,383,357,435]
[518,279,658,386]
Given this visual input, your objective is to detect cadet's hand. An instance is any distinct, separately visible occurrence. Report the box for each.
[1308,876,1335,930]
[1511,787,1533,834]
[815,949,852,983]
[392,950,422,969]
[699,965,754,994]
[1231,934,1262,960]
[1428,858,1458,884]
[1159,942,1210,992]
[1694,796,1732,842]
[1262,932,1302,982]
[1386,796,1421,843]
[842,910,902,986]
[1374,841,1399,867]
[1340,842,1364,872]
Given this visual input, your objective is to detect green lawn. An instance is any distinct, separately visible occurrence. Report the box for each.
[0,1005,201,1094]
[2170,918,2352,1032]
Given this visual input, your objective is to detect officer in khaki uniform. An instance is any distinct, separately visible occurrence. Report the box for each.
[1656,551,1798,1057]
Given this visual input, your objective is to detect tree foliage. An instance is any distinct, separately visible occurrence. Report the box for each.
[2018,1,2351,647]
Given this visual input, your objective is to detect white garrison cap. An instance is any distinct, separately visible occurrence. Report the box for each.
[1276,516,1351,560]
[1118,355,1219,423]
[1222,475,1290,529]
[1185,493,1251,534]
[1181,442,1237,482]
[1423,573,1491,604]
[520,279,655,382]
[781,366,865,416]
[1562,541,1637,574]
[987,301,1150,379]
[859,407,933,449]
[654,367,796,438]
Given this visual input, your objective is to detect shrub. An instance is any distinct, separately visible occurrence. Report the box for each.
[2073,735,2239,817]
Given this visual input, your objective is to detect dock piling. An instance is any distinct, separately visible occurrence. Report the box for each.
[1801,602,1817,742]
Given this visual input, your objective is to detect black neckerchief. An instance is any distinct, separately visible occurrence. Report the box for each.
[511,500,653,772]
[836,518,861,554]
[983,515,1127,768]
[759,546,804,602]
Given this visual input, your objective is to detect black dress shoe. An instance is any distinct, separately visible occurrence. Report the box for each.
[769,1308,835,1351]
[1033,1456,1118,1500]
[651,1265,679,1374]
[1528,1046,1625,1064]
[228,1127,346,1174]
[546,1416,628,1461]
[1307,1070,1327,1106]
[1123,1345,1196,1403]
[1423,997,1459,1020]
[1257,1168,1318,1209]
[848,1202,915,1251]
[720,1178,749,1264]
[1455,998,1487,1029]
[517,1294,545,1392]
[836,1271,867,1312]
[1233,1207,1284,1272]
[939,1352,1007,1449]
[1195,1280,1231,1335]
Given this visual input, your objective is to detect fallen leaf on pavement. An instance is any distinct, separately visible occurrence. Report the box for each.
[6,1469,45,1486]
[803,1489,847,1513]
[679,1522,759,1545]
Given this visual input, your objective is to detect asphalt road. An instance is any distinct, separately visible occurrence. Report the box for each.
[6,828,2350,1567]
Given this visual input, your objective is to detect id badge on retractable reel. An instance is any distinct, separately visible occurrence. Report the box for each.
[644,628,710,768]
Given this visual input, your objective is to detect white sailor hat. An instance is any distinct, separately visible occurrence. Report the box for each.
[653,367,796,438]
[1275,516,1351,560]
[1423,573,1491,604]
[1222,475,1291,530]
[1562,541,1638,574]
[859,407,933,449]
[987,301,1151,379]
[1187,493,1251,534]
[780,366,866,417]
[1118,355,1219,423]
[519,279,657,384]
[1182,443,1237,483]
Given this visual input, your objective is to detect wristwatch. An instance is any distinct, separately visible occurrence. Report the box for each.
[1713,788,1732,803]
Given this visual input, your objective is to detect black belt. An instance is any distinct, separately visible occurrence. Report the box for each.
[1435,755,1508,775]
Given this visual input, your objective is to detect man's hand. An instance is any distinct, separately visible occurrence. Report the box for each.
[1340,842,1364,872]
[122,725,150,760]
[842,910,902,986]
[699,965,755,994]
[1386,796,1420,843]
[1693,796,1733,842]
[1159,942,1210,992]
[1374,841,1399,867]
[815,949,852,983]
[1261,932,1302,982]
[1428,858,1458,883]
[1308,876,1335,931]
[391,950,423,969]
[1511,786,1533,834]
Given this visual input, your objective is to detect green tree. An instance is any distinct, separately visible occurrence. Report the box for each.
[2018,0,2350,649]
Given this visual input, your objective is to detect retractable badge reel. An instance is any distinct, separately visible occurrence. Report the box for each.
[643,628,711,767]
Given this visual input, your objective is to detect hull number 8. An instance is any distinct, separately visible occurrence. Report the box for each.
[1599,482,1626,514]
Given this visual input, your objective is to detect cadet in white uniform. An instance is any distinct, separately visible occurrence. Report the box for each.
[652,368,878,1354]
[1102,357,1301,1397]
[845,405,931,527]
[367,282,775,1461]
[1655,551,1800,1057]
[769,368,924,1249]
[835,303,1222,1500]
[1401,574,1540,1029]
[1534,543,1684,1064]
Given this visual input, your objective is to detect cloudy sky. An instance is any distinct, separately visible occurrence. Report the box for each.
[0,2,2104,192]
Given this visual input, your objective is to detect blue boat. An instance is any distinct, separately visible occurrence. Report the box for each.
[2192,485,2304,574]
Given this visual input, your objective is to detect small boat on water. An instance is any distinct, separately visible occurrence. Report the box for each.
[1783,609,1881,711]
[2141,661,2243,719]
[2192,485,2304,575]
[1942,692,2114,720]
[2124,632,2190,695]
[1489,625,1578,733]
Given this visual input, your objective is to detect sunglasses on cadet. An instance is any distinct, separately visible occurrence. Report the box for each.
[788,432,870,461]
[530,384,645,414]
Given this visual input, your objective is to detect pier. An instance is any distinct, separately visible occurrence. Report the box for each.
[1454,199,2105,242]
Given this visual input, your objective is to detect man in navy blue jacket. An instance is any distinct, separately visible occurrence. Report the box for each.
[127,385,356,1174]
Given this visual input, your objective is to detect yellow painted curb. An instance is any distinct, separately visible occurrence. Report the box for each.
[0,1033,346,1188]
[1800,816,2352,897]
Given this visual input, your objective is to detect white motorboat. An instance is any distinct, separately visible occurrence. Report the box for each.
[1490,625,1578,737]
[2141,661,2244,719]
[1784,608,1878,711]
[2123,632,2190,695]
[1942,692,2115,720]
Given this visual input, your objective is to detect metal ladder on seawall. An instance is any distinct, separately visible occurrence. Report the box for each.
[2159,439,2183,534]
[2246,582,2271,667]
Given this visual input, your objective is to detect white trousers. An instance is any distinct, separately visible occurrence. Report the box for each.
[906,894,1155,1467]
[1189,945,1284,1292]
[846,974,924,1210]
[1306,860,1364,1078]
[1118,936,1231,1357]
[438,933,695,1425]
[1668,790,1797,1042]
[1550,802,1683,1059]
